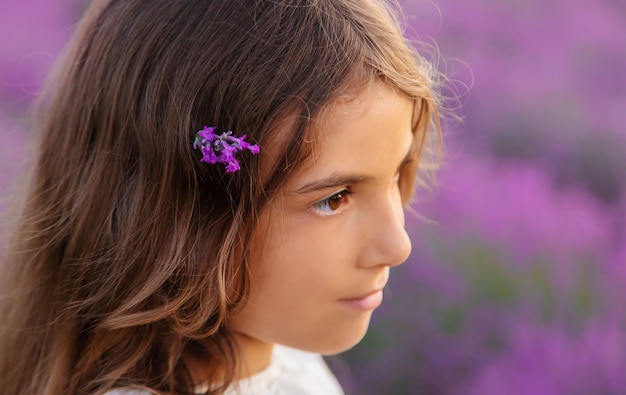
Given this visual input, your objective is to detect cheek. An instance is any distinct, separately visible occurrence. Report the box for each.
[245,214,297,299]
[231,213,375,353]
[245,214,350,309]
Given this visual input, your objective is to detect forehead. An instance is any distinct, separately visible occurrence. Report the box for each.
[298,82,415,173]
[256,81,415,192]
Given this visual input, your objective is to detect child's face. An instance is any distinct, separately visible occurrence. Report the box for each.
[229,81,414,354]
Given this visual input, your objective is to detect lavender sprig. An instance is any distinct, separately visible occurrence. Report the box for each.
[193,126,260,173]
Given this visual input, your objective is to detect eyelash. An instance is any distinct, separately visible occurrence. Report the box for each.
[311,189,352,216]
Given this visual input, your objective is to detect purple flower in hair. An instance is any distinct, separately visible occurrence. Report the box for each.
[193,126,260,173]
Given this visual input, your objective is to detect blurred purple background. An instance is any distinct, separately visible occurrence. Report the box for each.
[1,1,625,394]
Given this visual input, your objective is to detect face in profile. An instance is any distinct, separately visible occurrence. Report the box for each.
[229,81,415,355]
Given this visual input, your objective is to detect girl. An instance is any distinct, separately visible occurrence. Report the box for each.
[0,0,442,394]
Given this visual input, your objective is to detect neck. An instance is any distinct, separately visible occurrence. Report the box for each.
[232,331,274,378]
[188,332,274,386]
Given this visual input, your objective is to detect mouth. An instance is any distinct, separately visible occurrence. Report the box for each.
[337,289,384,311]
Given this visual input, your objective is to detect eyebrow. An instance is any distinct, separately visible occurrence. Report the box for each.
[293,140,416,195]
[293,174,373,194]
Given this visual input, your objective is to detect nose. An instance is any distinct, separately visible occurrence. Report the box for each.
[359,192,412,268]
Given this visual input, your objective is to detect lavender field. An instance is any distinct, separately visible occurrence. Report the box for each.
[2,1,625,394]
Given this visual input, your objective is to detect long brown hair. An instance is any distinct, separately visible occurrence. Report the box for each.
[0,0,442,394]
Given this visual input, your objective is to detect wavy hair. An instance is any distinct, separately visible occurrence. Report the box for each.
[0,0,442,394]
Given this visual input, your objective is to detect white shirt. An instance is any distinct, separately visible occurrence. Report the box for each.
[105,345,345,395]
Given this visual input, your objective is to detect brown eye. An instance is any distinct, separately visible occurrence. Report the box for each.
[328,192,348,211]
[312,189,352,215]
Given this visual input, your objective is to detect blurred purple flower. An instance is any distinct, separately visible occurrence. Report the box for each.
[402,0,626,201]
[466,322,626,395]
[412,155,615,267]
[0,0,77,107]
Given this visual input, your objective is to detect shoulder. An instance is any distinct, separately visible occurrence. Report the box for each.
[104,346,345,395]
[227,344,345,395]
[273,345,337,379]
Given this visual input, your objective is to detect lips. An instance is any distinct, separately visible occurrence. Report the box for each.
[338,289,384,311]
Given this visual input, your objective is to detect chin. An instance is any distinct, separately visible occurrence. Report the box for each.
[305,313,374,355]
[320,337,367,355]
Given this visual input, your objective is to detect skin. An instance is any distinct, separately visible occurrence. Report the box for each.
[228,81,415,376]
